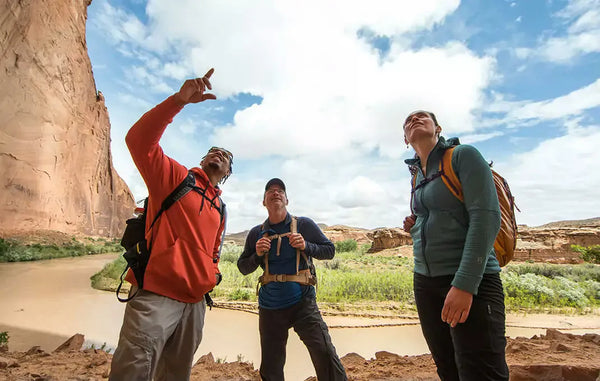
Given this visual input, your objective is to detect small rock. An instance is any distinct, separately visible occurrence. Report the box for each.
[550,342,571,352]
[0,355,19,369]
[375,351,402,362]
[54,333,85,352]
[582,333,600,345]
[545,328,573,341]
[506,341,527,353]
[26,346,45,355]
[195,352,215,365]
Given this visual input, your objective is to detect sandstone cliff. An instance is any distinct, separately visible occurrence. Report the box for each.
[0,0,133,237]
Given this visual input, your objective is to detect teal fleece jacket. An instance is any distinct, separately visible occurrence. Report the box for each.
[405,137,501,295]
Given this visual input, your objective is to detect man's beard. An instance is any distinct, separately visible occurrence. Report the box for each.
[207,161,220,170]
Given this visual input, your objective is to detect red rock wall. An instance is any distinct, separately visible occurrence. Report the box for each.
[0,0,133,237]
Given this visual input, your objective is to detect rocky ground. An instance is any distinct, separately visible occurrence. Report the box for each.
[1,329,599,381]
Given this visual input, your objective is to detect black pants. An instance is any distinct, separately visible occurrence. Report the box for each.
[258,296,347,381]
[414,272,509,381]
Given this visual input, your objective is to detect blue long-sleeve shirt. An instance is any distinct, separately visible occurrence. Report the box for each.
[238,213,335,309]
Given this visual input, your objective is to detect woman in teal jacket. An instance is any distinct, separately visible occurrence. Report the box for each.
[403,110,509,381]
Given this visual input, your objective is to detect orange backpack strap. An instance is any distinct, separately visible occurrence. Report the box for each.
[439,147,464,202]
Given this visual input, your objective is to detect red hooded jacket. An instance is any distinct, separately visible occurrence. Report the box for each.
[125,95,224,303]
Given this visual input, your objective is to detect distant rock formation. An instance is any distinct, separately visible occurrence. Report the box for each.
[368,228,412,253]
[0,0,133,237]
[515,225,600,263]
[322,225,372,244]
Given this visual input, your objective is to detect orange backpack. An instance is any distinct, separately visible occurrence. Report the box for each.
[439,147,519,266]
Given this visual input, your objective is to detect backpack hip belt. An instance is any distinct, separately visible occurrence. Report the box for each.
[259,269,314,285]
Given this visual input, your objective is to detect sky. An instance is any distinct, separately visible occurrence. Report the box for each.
[86,0,600,234]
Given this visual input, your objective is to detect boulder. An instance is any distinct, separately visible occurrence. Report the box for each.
[368,228,412,252]
[54,334,84,352]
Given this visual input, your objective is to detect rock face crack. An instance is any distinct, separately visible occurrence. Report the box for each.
[0,0,134,237]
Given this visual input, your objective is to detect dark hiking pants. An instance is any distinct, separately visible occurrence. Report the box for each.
[414,272,509,381]
[258,296,347,381]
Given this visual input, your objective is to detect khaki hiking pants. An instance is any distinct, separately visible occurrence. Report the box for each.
[109,289,206,381]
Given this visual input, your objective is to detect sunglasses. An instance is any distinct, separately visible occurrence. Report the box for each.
[207,146,233,163]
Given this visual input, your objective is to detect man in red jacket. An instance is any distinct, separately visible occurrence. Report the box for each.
[109,68,232,381]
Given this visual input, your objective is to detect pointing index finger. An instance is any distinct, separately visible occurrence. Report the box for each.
[202,68,214,90]
[204,68,214,79]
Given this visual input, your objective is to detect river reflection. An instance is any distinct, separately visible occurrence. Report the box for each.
[1,254,598,381]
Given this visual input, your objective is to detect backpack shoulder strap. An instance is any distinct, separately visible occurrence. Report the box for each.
[148,171,195,230]
[160,171,195,212]
[290,215,297,234]
[439,147,464,202]
[218,196,226,225]
[291,216,312,274]
[215,198,227,264]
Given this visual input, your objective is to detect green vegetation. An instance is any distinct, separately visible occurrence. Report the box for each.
[90,242,600,314]
[502,263,600,312]
[90,255,128,291]
[0,331,9,346]
[87,342,112,354]
[335,239,358,253]
[571,244,600,264]
[0,237,122,262]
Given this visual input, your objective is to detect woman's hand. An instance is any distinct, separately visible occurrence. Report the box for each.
[403,214,416,233]
[442,286,473,328]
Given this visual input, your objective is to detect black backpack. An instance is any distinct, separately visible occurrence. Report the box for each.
[116,170,226,302]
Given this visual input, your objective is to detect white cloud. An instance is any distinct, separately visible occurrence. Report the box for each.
[500,79,600,122]
[89,0,493,165]
[516,0,600,62]
[460,131,504,144]
[496,121,600,227]
[336,176,388,208]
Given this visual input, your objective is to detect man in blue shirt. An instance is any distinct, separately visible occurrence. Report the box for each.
[237,178,347,381]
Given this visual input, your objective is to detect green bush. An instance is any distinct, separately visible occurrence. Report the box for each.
[503,262,600,282]
[0,331,9,346]
[502,271,598,311]
[220,243,242,263]
[572,244,600,264]
[358,243,372,254]
[229,288,252,301]
[335,239,358,253]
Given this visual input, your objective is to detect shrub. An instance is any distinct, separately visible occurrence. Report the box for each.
[0,331,9,346]
[502,271,596,310]
[323,258,344,270]
[220,243,242,263]
[229,288,252,301]
[335,239,357,253]
[358,243,372,254]
[572,245,600,264]
[504,262,600,282]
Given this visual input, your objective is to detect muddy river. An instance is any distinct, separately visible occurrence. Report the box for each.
[1,254,598,380]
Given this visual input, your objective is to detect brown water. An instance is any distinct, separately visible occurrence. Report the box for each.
[1,254,598,381]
